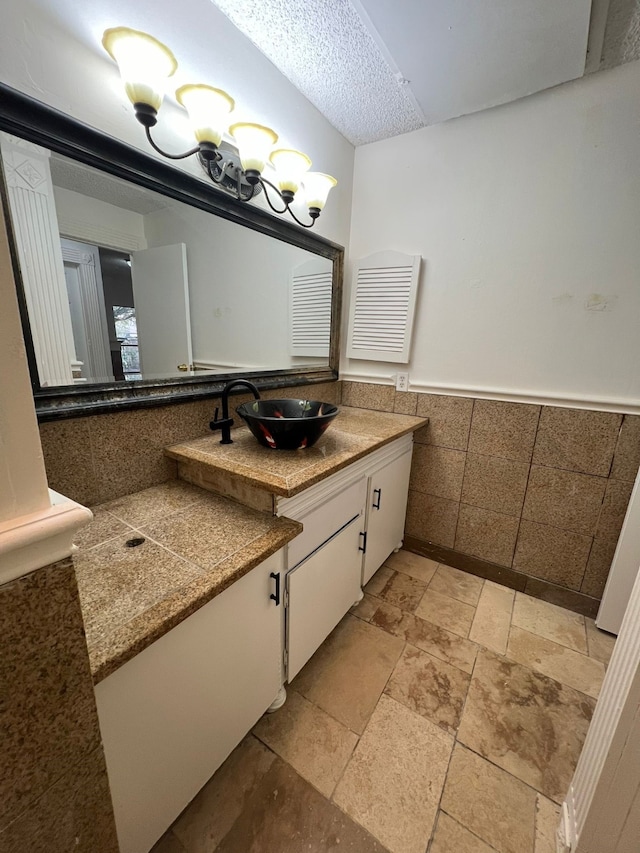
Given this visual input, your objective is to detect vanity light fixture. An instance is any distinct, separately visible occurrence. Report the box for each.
[102,27,337,228]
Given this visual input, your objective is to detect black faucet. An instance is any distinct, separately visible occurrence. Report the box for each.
[210,379,261,444]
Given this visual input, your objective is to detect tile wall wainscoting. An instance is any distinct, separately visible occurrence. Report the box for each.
[342,381,640,616]
[0,558,119,852]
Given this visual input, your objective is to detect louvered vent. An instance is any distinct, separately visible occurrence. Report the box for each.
[290,260,333,357]
[347,251,421,363]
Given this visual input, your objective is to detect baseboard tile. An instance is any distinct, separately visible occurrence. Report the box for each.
[403,536,600,619]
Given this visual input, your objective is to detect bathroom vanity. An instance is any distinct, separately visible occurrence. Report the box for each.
[75,406,425,853]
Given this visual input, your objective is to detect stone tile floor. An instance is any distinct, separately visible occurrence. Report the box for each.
[153,550,616,853]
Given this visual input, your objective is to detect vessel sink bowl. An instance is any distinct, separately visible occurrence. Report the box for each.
[236,399,339,450]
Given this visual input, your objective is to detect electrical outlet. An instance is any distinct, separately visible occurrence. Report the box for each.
[395,372,409,392]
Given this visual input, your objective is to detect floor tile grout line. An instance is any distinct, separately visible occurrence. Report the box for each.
[435,809,503,853]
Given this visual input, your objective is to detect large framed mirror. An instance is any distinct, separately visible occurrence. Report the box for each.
[0,83,343,421]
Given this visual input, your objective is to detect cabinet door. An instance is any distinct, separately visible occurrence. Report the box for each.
[363,448,413,585]
[95,553,284,853]
[286,515,363,680]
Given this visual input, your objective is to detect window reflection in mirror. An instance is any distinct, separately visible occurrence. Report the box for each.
[0,134,333,389]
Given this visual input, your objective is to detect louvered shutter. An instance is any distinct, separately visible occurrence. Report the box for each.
[347,251,421,363]
[290,259,332,357]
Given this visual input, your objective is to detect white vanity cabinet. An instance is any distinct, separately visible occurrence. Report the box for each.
[95,551,285,853]
[362,440,413,585]
[277,433,414,681]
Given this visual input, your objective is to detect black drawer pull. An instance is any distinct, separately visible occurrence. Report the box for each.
[359,531,367,554]
[373,488,382,510]
[269,572,280,606]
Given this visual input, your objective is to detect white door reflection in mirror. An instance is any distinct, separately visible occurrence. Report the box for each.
[61,238,114,384]
[130,244,192,378]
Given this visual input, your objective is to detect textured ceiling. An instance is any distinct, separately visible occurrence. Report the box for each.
[210,0,424,146]
[600,0,640,69]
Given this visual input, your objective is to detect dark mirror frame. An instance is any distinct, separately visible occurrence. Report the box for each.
[0,83,343,422]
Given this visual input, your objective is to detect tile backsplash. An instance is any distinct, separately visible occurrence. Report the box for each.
[343,381,640,601]
[39,382,342,507]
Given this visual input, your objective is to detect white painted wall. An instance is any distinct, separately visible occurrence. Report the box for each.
[143,204,327,369]
[346,60,640,410]
[53,186,147,252]
[0,0,353,249]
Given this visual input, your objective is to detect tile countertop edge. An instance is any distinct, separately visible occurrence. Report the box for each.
[88,516,302,685]
[165,407,428,498]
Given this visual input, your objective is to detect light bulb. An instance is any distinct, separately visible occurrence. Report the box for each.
[269,149,312,196]
[176,84,234,147]
[302,172,337,212]
[230,122,278,178]
[102,28,177,115]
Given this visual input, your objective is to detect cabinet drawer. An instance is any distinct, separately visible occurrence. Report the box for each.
[286,476,366,569]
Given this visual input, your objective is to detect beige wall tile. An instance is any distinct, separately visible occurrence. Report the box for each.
[334,694,453,853]
[585,618,617,665]
[430,812,495,853]
[596,478,634,540]
[535,795,561,853]
[1,560,103,828]
[461,452,529,516]
[414,394,473,450]
[581,538,617,598]
[611,414,640,482]
[457,650,594,804]
[171,736,275,853]
[415,587,476,638]
[532,407,621,477]
[341,381,395,411]
[394,391,418,415]
[507,625,605,699]
[1,746,118,853]
[253,691,357,797]
[405,490,459,548]
[455,504,519,567]
[522,465,606,536]
[468,400,540,463]
[292,616,404,734]
[429,564,484,606]
[512,593,587,653]
[409,444,466,501]
[469,581,514,655]
[39,418,100,506]
[385,645,470,735]
[513,520,592,590]
[88,408,177,503]
[371,601,478,674]
[385,550,439,583]
[441,743,536,853]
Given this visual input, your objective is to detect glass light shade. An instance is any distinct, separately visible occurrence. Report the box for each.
[176,85,235,146]
[102,27,177,111]
[229,122,278,174]
[269,149,312,194]
[302,172,337,210]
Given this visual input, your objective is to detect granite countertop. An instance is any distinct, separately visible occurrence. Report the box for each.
[72,480,301,684]
[165,406,426,499]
